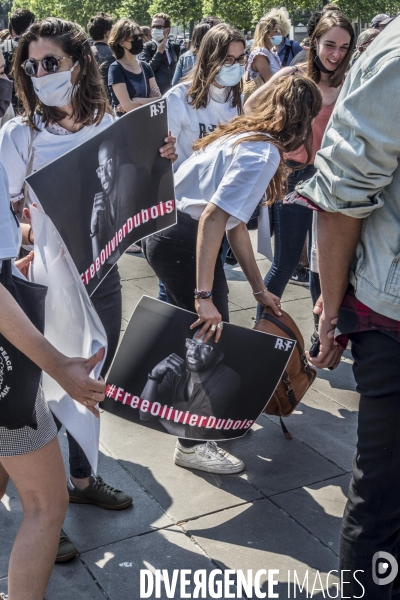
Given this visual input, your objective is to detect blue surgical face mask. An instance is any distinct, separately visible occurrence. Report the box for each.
[270,35,283,46]
[215,63,245,87]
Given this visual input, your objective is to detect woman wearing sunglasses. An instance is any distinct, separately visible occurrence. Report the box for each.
[0,16,176,564]
[143,74,322,475]
[107,18,161,117]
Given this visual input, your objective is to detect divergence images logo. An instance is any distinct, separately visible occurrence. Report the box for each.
[372,552,398,586]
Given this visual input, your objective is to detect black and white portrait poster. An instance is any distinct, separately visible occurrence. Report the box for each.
[104,296,295,442]
[26,100,176,296]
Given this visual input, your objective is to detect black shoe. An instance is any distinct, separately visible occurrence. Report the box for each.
[68,475,133,510]
[289,265,309,287]
[56,531,78,563]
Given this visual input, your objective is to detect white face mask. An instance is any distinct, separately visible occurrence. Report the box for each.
[152,28,165,43]
[32,61,79,108]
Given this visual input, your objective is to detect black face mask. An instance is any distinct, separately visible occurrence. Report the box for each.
[129,39,144,55]
[0,78,13,118]
[313,55,334,74]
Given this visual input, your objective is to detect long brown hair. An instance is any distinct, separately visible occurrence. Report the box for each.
[307,11,354,88]
[193,74,322,203]
[108,18,140,60]
[186,23,245,112]
[13,17,111,130]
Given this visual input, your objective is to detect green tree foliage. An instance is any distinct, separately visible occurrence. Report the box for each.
[203,0,254,30]
[148,0,202,29]
[9,0,400,32]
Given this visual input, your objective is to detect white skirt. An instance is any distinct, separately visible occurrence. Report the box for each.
[0,387,57,457]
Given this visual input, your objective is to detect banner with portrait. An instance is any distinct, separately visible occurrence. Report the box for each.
[26,100,176,296]
[103,296,295,442]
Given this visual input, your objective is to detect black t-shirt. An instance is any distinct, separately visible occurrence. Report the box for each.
[108,61,154,107]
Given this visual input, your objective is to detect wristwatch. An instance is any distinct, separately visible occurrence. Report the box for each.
[194,289,213,300]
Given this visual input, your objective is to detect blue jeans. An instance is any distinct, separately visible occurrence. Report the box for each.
[256,163,316,319]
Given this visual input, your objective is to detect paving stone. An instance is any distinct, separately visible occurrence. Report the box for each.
[48,559,107,600]
[280,298,315,346]
[100,411,263,522]
[0,481,21,579]
[229,308,257,329]
[118,253,154,280]
[311,357,359,412]
[184,499,340,599]
[121,282,144,322]
[125,275,160,297]
[56,434,172,553]
[265,386,357,471]
[221,415,344,497]
[83,526,216,600]
[273,474,351,555]
[0,541,106,600]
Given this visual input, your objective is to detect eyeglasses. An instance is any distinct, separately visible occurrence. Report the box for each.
[132,33,144,41]
[224,55,246,67]
[185,338,214,356]
[22,55,74,77]
[151,25,165,30]
[96,158,113,178]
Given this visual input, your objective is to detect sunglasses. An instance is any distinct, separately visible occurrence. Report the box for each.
[22,55,74,77]
[132,34,144,41]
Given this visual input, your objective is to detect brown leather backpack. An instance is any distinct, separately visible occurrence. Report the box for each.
[253,307,317,439]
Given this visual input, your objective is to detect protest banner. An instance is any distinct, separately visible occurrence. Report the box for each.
[30,206,107,473]
[103,296,295,442]
[26,100,176,296]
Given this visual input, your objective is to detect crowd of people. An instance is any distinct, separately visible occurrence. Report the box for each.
[0,4,399,599]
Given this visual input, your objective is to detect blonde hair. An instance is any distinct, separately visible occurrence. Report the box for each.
[264,7,291,37]
[252,16,278,49]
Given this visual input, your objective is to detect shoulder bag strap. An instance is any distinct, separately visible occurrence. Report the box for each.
[282,40,293,67]
[18,126,36,221]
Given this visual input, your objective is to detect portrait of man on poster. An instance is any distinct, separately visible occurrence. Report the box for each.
[140,331,242,439]
[90,138,138,276]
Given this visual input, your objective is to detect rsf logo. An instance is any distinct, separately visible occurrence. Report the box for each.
[372,552,398,586]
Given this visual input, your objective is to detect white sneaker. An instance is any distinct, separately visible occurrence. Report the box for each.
[174,440,245,474]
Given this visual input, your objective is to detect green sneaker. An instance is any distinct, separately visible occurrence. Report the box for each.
[56,531,78,563]
[68,476,133,510]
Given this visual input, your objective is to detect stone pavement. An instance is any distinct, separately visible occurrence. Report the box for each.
[0,233,359,599]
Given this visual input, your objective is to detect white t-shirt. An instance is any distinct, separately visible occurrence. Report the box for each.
[0,162,23,278]
[0,114,115,197]
[174,132,280,229]
[165,82,240,170]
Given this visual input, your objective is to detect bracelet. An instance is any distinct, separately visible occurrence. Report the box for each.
[27,226,33,245]
[253,288,267,295]
[291,65,299,75]
[148,373,161,383]
[194,289,213,300]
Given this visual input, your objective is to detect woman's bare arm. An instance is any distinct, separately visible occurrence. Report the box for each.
[0,282,105,414]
